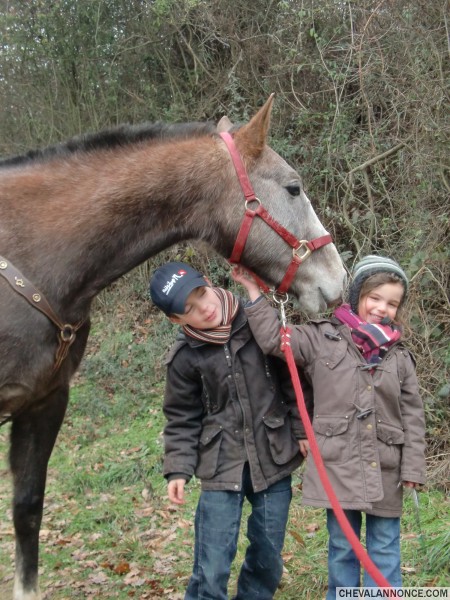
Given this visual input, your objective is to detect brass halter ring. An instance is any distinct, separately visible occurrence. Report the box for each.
[60,324,76,343]
[244,197,261,211]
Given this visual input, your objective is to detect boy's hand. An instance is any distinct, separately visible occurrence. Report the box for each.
[231,265,261,302]
[167,479,186,504]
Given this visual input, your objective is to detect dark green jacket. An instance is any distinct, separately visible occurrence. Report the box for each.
[163,302,308,493]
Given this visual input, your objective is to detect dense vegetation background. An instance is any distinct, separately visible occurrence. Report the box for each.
[0,1,449,597]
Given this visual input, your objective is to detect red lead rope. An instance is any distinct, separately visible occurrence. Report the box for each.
[280,325,392,590]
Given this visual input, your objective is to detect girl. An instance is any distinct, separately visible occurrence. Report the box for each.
[232,255,426,597]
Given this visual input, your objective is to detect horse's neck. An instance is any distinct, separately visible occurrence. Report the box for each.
[3,136,232,314]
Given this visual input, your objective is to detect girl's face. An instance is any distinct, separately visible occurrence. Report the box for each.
[358,282,405,324]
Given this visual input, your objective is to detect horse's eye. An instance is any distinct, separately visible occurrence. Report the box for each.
[285,184,301,197]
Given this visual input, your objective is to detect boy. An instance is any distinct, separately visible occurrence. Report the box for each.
[149,261,308,600]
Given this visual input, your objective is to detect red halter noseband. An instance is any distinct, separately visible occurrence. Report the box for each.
[219,131,332,295]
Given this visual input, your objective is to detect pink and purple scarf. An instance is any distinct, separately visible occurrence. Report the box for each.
[334,303,401,364]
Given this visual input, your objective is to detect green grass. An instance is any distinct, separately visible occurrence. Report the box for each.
[1,379,449,598]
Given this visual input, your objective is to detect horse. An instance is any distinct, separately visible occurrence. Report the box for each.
[0,94,346,599]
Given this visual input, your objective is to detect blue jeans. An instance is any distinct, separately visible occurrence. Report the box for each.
[185,465,292,600]
[326,509,401,599]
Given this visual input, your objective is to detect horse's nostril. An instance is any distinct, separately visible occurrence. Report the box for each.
[328,295,342,308]
[319,287,342,309]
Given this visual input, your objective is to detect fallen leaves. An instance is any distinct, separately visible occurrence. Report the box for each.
[0,475,194,599]
[288,529,305,546]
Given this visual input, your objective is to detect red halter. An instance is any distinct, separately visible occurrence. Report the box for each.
[220,131,332,295]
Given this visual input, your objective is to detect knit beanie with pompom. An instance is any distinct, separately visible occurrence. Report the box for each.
[348,255,408,313]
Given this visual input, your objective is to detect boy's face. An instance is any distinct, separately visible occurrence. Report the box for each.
[358,282,404,324]
[169,285,223,329]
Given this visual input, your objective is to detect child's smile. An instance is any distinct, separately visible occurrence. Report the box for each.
[358,282,404,324]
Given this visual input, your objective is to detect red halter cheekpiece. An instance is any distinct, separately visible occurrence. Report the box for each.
[219,131,333,295]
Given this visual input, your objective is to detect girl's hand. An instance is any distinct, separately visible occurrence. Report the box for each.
[402,481,419,489]
[231,265,261,301]
[299,439,309,458]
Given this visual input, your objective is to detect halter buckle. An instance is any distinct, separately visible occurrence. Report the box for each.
[293,241,312,263]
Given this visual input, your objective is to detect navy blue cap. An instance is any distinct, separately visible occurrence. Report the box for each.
[149,262,208,315]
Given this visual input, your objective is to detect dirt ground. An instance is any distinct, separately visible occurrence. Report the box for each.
[0,581,13,597]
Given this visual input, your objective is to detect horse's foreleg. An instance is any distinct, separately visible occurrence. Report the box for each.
[9,386,69,600]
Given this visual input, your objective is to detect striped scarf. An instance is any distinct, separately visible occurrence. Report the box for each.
[182,288,239,345]
[334,304,401,364]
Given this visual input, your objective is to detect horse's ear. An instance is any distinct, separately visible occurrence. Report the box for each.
[217,116,233,132]
[235,93,275,159]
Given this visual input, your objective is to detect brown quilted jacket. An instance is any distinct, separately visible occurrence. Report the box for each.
[245,298,427,517]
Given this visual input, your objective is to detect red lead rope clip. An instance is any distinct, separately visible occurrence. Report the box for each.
[272,291,289,329]
[272,292,292,351]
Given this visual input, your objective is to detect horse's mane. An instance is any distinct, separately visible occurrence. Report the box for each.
[0,121,216,167]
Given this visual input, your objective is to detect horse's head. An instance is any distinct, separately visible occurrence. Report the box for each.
[217,95,346,315]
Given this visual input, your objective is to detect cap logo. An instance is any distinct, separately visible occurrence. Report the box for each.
[161,269,187,296]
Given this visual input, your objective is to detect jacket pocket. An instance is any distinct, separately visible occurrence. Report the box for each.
[376,421,404,470]
[195,425,223,480]
[313,416,351,464]
[264,413,299,465]
[318,338,348,370]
